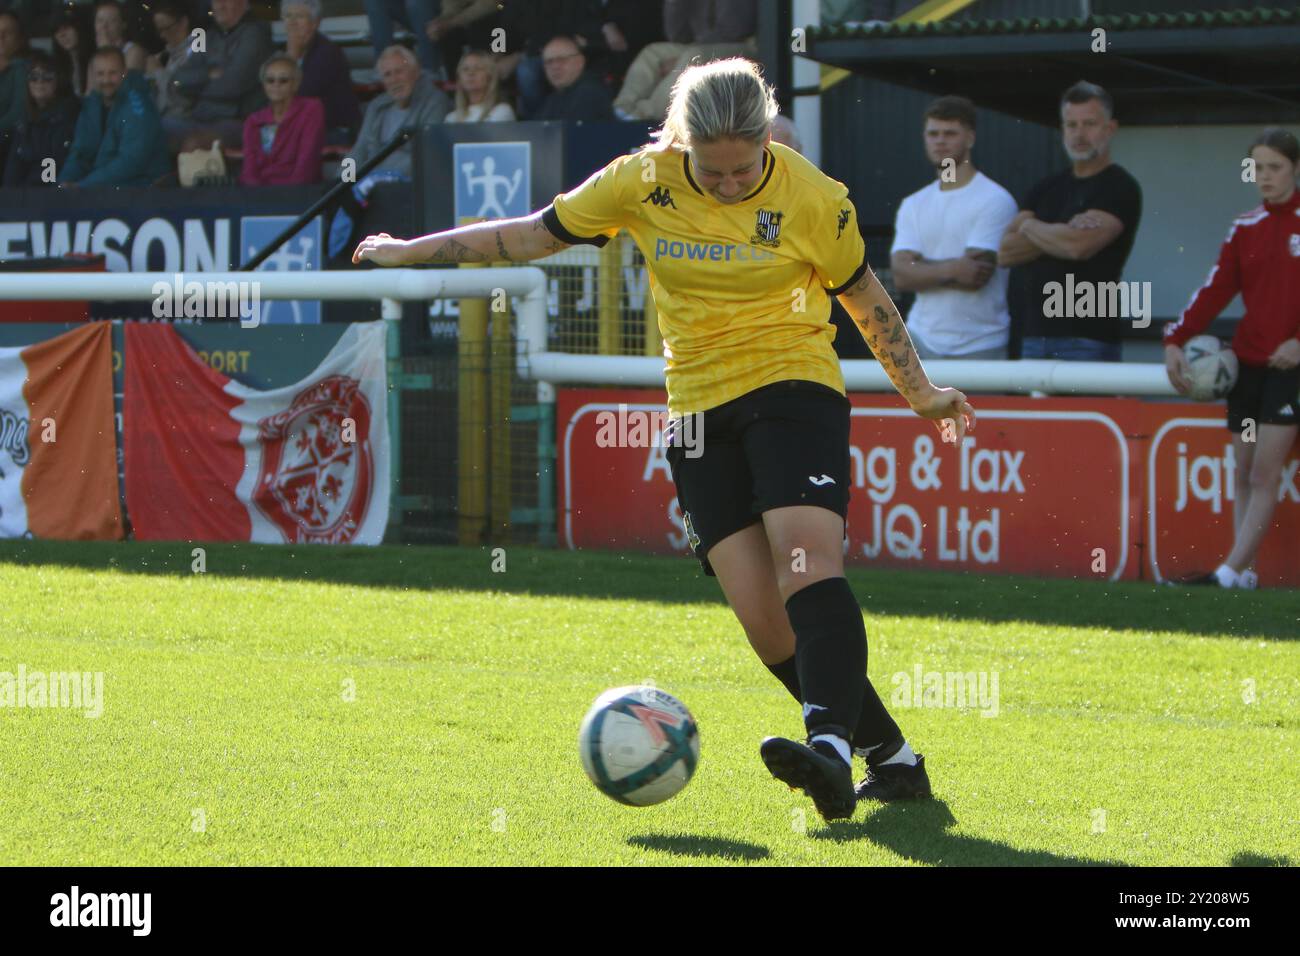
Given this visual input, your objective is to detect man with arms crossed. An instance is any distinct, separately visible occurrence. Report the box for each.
[892,96,1018,359]
[999,81,1142,361]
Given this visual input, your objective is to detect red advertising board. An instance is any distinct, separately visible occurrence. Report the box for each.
[559,390,1146,581]
[557,388,1300,586]
[1144,405,1300,588]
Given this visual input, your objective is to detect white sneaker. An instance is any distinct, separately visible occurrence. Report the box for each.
[1236,570,1259,590]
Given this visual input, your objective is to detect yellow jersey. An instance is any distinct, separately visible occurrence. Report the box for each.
[542,141,869,416]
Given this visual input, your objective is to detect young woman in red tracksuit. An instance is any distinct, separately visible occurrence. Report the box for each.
[1163,128,1300,588]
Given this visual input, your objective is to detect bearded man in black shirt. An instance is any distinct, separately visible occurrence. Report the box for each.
[999,81,1143,361]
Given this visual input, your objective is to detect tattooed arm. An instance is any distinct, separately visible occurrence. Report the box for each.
[836,266,977,442]
[352,211,571,267]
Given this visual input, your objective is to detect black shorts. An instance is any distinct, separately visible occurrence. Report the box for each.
[666,379,851,577]
[1226,364,1300,432]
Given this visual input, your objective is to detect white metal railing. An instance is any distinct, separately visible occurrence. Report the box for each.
[0,269,1179,397]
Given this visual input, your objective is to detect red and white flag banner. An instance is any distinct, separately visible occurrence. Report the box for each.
[124,322,389,544]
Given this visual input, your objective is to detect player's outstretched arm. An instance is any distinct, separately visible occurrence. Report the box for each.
[352,211,571,267]
[837,267,976,444]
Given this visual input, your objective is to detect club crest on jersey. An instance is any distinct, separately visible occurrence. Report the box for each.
[642,185,677,209]
[1290,233,1300,257]
[254,375,375,544]
[752,208,784,247]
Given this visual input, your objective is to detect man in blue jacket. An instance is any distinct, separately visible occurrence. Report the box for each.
[62,47,169,187]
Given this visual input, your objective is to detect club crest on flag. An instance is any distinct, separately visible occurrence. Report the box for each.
[254,376,375,544]
[752,208,784,247]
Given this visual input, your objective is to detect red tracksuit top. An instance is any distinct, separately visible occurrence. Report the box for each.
[1163,190,1300,367]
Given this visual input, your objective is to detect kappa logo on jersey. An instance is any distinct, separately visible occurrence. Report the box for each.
[1290,233,1300,257]
[808,474,835,486]
[642,186,677,209]
[627,703,685,747]
[836,208,850,239]
[254,375,375,544]
[752,208,784,247]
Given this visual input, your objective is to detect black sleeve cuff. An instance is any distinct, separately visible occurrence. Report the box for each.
[540,204,611,248]
[826,253,871,297]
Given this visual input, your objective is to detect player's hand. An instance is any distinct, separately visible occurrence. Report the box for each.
[1165,343,1192,394]
[1068,212,1102,230]
[352,233,411,267]
[910,384,976,447]
[1267,338,1300,369]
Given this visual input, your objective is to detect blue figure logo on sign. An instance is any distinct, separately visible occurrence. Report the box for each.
[240,215,323,324]
[455,142,530,221]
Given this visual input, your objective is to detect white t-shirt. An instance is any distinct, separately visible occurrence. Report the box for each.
[891,171,1018,356]
[446,101,517,123]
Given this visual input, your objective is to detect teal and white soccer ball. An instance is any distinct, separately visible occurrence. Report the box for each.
[1184,334,1239,401]
[578,686,700,805]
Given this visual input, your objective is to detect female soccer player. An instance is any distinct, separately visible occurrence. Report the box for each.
[1164,128,1300,589]
[353,59,974,821]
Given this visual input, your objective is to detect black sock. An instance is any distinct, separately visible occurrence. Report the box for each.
[766,631,902,755]
[784,576,866,744]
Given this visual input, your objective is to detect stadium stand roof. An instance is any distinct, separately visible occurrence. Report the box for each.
[803,6,1300,125]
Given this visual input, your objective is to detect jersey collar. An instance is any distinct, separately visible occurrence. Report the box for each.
[682,147,777,204]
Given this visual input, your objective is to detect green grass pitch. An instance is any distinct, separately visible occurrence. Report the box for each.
[0,539,1295,867]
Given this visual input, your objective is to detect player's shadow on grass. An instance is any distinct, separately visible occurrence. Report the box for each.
[627,833,770,862]
[2,539,1292,641]
[1231,851,1291,867]
[810,799,1127,867]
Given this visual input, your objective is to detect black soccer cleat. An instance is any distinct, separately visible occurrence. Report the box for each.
[760,736,857,821]
[856,754,932,802]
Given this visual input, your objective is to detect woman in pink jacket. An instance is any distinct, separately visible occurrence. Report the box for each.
[240,52,325,186]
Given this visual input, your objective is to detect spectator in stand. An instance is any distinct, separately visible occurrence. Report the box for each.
[94,1,146,72]
[891,96,1018,359]
[612,0,757,122]
[3,50,80,187]
[536,34,612,122]
[61,46,168,186]
[0,11,28,137]
[424,0,501,77]
[328,44,449,268]
[145,0,197,121]
[998,81,1142,361]
[589,0,665,83]
[350,44,449,178]
[239,52,323,185]
[53,8,94,97]
[446,49,514,123]
[1163,128,1300,591]
[364,0,440,77]
[496,0,603,119]
[282,0,361,142]
[168,0,274,150]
